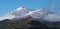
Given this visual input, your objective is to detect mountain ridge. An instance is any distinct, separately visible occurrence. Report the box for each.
[0,6,60,22]
[0,7,50,20]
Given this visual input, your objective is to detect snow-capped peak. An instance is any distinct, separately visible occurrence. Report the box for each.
[0,6,55,21]
[0,6,32,21]
[16,6,26,11]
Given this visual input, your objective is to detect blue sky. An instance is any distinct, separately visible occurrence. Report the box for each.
[0,0,60,16]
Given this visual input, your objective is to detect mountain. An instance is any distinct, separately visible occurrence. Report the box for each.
[0,6,55,21]
[0,7,31,20]
[1,6,60,29]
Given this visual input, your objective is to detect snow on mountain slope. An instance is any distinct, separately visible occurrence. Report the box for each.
[0,14,15,20]
[0,7,49,20]
[23,9,51,19]
[0,7,31,21]
[0,6,60,22]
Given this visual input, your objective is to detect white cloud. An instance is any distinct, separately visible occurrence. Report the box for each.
[43,14,60,22]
